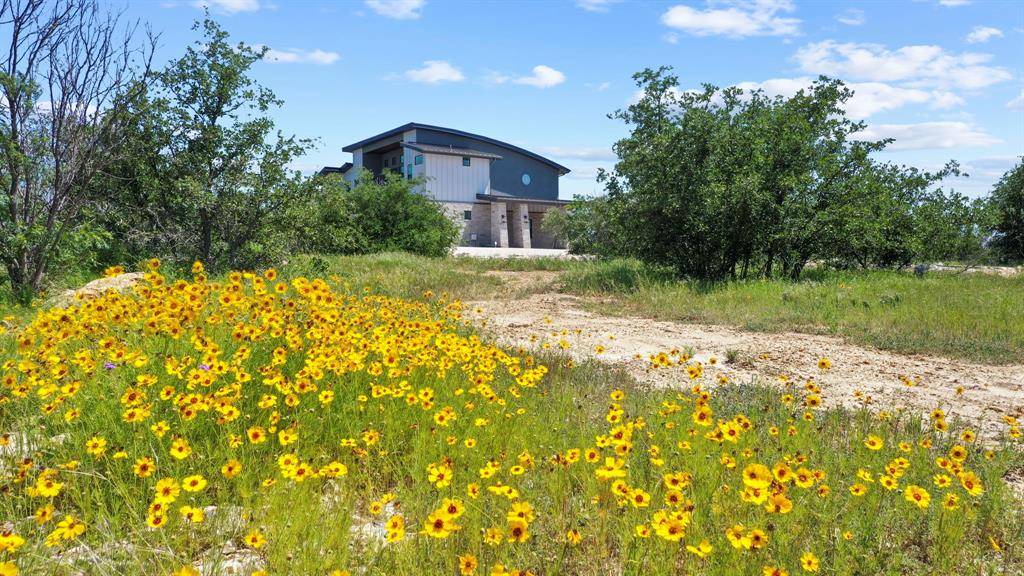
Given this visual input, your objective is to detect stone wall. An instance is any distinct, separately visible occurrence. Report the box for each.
[440,201,493,246]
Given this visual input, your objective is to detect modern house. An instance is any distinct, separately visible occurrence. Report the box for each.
[320,123,570,249]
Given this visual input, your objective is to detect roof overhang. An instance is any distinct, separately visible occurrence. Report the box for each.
[401,142,503,160]
[476,193,570,206]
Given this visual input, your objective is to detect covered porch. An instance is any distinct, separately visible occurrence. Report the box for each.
[476,192,568,249]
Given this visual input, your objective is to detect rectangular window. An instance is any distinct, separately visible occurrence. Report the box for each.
[463,210,472,221]
[462,157,471,167]
[414,154,423,165]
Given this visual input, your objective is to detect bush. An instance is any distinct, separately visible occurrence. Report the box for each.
[289,173,460,258]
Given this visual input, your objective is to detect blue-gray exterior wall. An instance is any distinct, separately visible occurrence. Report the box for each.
[413,128,560,201]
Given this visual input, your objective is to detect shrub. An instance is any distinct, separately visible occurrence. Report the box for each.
[290,173,460,259]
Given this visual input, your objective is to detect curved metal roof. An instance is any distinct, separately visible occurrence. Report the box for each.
[342,122,570,176]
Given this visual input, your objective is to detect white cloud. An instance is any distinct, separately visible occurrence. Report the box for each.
[192,0,261,12]
[854,122,1001,150]
[365,0,424,20]
[966,26,1003,44]
[1007,90,1024,110]
[512,65,566,88]
[929,91,965,109]
[835,8,864,26]
[661,0,800,38]
[733,77,964,119]
[663,32,680,44]
[403,60,464,84]
[795,40,1012,90]
[938,0,970,6]
[537,146,616,161]
[594,81,611,92]
[575,0,618,12]
[263,47,340,65]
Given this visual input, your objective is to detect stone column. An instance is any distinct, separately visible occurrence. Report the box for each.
[516,203,532,249]
[489,201,508,247]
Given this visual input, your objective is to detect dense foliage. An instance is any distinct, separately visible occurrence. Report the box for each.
[550,68,1001,279]
[989,159,1024,263]
[289,173,460,259]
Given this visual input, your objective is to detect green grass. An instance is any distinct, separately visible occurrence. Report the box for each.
[560,259,1024,364]
[5,252,1022,365]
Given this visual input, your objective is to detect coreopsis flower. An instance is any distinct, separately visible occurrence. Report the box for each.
[423,511,460,539]
[458,555,478,575]
[244,529,267,549]
[686,540,713,558]
[742,464,773,489]
[904,485,931,509]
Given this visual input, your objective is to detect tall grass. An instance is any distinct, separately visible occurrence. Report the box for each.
[561,259,1024,364]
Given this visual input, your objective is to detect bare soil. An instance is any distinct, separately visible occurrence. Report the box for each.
[468,272,1024,439]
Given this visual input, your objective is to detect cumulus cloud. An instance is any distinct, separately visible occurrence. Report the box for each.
[661,0,800,38]
[263,47,340,65]
[965,26,1003,44]
[511,65,566,88]
[1007,90,1024,110]
[794,40,1012,90]
[365,0,424,20]
[835,8,864,26]
[732,77,965,119]
[192,0,261,12]
[938,0,970,6]
[853,122,1000,150]
[403,60,464,84]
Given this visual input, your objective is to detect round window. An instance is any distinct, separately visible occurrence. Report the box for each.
[521,173,532,186]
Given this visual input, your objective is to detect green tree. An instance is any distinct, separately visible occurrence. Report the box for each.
[0,0,154,301]
[95,17,311,271]
[989,159,1024,262]
[594,66,963,279]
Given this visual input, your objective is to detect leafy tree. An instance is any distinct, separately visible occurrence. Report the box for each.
[0,0,154,301]
[989,159,1024,262]
[94,17,311,271]
[541,196,625,257]
[592,66,966,279]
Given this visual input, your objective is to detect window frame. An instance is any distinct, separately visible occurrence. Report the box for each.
[414,154,424,166]
[462,157,471,167]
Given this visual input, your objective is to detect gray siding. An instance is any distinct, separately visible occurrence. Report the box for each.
[414,128,560,201]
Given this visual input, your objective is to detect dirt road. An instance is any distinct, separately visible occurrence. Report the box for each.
[466,272,1024,438]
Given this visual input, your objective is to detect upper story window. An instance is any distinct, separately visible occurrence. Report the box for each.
[414,154,423,165]
[462,157,471,167]
[521,172,532,186]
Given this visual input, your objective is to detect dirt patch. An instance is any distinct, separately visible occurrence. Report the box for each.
[480,270,561,298]
[467,291,1024,439]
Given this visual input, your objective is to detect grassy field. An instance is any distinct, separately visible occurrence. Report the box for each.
[559,259,1024,364]
[0,257,1022,575]
[6,253,1021,365]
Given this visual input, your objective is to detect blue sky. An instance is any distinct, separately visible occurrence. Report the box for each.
[127,0,1022,198]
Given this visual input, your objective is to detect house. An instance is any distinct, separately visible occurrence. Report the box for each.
[320,123,570,249]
